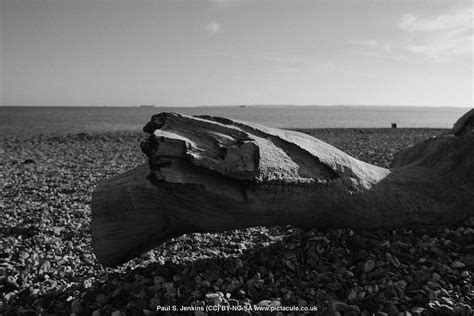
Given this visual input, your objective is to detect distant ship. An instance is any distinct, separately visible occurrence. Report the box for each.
[140,104,155,108]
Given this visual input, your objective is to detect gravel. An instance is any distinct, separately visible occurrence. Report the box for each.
[1,128,473,315]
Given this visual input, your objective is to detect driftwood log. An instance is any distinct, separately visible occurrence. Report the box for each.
[92,109,474,267]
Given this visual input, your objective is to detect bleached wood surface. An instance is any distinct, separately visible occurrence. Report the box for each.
[92,110,474,266]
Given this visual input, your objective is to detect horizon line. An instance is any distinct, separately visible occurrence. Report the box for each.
[0,104,471,109]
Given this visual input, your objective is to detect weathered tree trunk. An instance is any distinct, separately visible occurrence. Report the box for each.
[92,110,474,267]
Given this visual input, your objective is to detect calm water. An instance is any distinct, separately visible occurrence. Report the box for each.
[0,106,469,136]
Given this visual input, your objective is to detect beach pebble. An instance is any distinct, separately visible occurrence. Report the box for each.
[363,259,376,272]
[149,298,160,310]
[463,217,474,227]
[153,275,165,284]
[347,289,357,301]
[71,300,82,314]
[356,291,366,300]
[255,300,272,307]
[95,293,109,305]
[205,292,224,305]
[431,272,441,282]
[332,301,349,312]
[38,260,51,273]
[460,270,469,278]
[91,310,101,316]
[451,260,466,269]
[453,303,472,316]
[410,307,426,316]
[297,298,307,307]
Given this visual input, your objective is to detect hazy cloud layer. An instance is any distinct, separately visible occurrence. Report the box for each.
[205,22,222,35]
[399,7,472,32]
[349,40,392,52]
[349,40,379,49]
[348,5,472,63]
[399,6,473,62]
[209,0,232,10]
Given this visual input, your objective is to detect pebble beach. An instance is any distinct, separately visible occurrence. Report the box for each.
[1,128,473,315]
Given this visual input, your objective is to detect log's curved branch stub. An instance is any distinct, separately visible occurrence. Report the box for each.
[452,109,474,136]
[392,109,474,168]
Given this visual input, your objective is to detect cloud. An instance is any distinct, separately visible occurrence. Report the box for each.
[347,39,396,59]
[259,53,378,78]
[347,6,473,63]
[399,14,418,30]
[404,31,472,62]
[349,40,379,49]
[205,22,222,36]
[398,6,473,62]
[399,8,472,32]
[209,0,232,10]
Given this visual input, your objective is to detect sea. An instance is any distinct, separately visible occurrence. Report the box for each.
[0,105,469,136]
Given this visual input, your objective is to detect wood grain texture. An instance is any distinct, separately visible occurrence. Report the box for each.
[92,110,474,266]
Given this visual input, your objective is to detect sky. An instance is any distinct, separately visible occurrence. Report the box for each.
[0,0,472,107]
